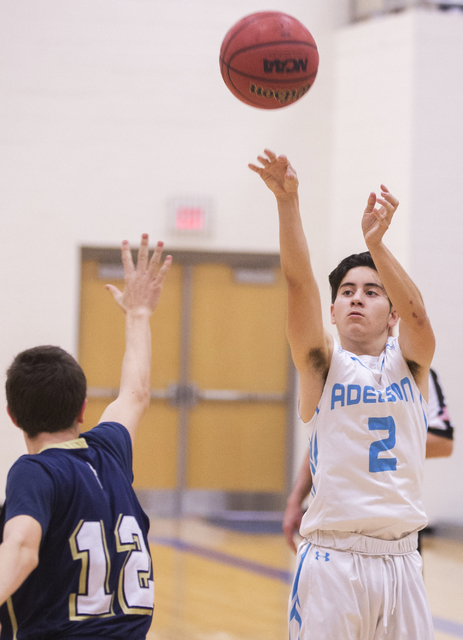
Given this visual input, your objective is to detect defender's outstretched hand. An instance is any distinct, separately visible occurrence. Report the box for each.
[362,185,399,247]
[249,149,299,198]
[99,234,172,440]
[106,234,172,315]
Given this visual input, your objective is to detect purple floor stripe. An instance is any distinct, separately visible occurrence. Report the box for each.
[150,536,463,638]
[150,535,293,583]
[433,616,463,637]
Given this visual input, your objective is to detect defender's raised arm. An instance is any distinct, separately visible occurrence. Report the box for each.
[101,234,172,440]
[249,150,332,421]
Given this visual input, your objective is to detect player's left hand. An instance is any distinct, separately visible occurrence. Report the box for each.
[362,185,399,246]
[106,234,172,315]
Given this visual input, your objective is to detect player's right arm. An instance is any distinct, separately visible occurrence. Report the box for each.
[361,187,434,396]
[249,150,332,421]
[0,515,41,606]
[283,447,312,552]
[98,234,171,442]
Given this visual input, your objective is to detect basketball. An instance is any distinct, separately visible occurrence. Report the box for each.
[219,11,319,110]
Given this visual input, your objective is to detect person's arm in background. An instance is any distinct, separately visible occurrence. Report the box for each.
[283,449,312,552]
[426,368,454,458]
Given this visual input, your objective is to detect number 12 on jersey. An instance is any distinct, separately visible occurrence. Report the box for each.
[69,515,154,620]
[369,416,397,472]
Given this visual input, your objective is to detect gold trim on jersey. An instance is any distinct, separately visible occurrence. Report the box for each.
[115,514,154,615]
[68,519,115,620]
[39,438,89,454]
[6,597,18,640]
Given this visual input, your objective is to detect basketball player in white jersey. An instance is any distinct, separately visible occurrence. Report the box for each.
[283,367,454,554]
[249,150,435,640]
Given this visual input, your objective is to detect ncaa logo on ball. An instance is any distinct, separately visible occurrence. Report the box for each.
[263,58,309,73]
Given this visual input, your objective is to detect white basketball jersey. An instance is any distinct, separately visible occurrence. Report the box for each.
[299,337,428,541]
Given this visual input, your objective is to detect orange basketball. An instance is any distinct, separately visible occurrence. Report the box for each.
[220,11,319,110]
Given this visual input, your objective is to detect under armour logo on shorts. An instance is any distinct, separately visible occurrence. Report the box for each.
[315,551,330,562]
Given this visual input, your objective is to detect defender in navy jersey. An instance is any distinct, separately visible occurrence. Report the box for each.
[0,235,171,639]
[250,151,435,640]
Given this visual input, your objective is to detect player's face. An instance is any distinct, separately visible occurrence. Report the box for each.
[330,267,398,340]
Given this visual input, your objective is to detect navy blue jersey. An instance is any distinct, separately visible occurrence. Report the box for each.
[0,422,154,640]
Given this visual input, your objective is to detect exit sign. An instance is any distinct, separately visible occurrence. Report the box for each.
[175,206,205,231]
[168,196,214,235]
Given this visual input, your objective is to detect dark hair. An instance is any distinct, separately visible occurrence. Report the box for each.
[6,346,87,438]
[328,251,378,304]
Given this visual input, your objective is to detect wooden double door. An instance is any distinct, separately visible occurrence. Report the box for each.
[79,248,295,515]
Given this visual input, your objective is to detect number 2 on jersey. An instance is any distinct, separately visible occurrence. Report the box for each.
[369,416,397,472]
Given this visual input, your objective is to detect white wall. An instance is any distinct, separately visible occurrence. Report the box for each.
[0,0,349,497]
[411,10,463,525]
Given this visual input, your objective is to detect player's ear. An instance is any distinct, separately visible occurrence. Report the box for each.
[77,399,87,425]
[388,308,399,328]
[7,406,19,428]
[330,303,336,325]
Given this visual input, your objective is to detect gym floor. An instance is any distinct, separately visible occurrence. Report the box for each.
[147,517,463,640]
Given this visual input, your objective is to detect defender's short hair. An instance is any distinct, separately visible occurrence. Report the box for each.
[328,251,378,304]
[6,345,87,438]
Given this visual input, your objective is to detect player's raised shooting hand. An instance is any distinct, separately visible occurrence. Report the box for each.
[106,234,172,316]
[249,149,299,199]
[362,185,398,248]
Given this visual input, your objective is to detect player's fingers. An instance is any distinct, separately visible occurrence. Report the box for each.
[264,148,276,160]
[283,527,297,553]
[148,241,165,275]
[380,191,399,209]
[257,155,270,166]
[121,240,135,276]
[364,192,377,213]
[105,283,123,305]
[136,233,150,272]
[154,255,172,284]
[376,198,395,217]
[248,163,263,175]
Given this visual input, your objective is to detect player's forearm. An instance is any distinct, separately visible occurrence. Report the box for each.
[119,309,152,410]
[286,480,312,509]
[287,450,313,507]
[276,193,315,286]
[276,194,324,327]
[277,194,326,366]
[0,539,38,605]
[366,240,429,328]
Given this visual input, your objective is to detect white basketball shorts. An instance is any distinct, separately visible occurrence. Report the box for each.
[288,530,434,640]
